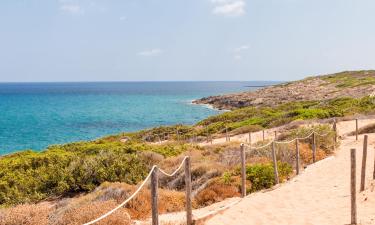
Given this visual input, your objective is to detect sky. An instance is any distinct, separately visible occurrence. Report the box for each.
[0,0,375,82]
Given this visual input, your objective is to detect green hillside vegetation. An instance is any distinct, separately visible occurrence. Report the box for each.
[0,142,192,205]
[321,70,375,88]
[197,96,375,135]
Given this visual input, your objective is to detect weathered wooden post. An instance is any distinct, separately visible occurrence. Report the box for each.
[206,127,209,143]
[184,157,193,225]
[262,130,265,141]
[295,139,300,175]
[271,142,279,184]
[226,127,229,142]
[210,135,213,145]
[373,145,375,180]
[248,132,252,145]
[274,131,277,140]
[240,143,246,197]
[312,132,316,163]
[350,148,357,225]
[356,119,359,141]
[360,135,368,192]
[151,167,159,225]
[333,118,337,151]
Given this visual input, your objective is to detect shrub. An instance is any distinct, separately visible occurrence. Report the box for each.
[245,162,292,192]
[194,178,240,207]
[0,147,148,205]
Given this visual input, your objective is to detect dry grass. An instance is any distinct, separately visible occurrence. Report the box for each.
[51,200,131,225]
[195,177,241,207]
[299,143,327,164]
[0,203,51,225]
[126,188,187,219]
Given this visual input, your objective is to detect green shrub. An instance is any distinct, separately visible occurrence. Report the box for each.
[245,162,292,192]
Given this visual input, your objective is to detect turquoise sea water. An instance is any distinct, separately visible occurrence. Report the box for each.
[0,81,275,154]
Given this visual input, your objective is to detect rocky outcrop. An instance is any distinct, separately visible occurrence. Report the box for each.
[193,70,375,110]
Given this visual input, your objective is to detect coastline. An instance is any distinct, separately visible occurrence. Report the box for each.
[188,99,230,112]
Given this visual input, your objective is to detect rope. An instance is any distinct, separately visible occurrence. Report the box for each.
[158,156,188,177]
[83,166,156,225]
[296,131,314,140]
[83,156,188,225]
[244,130,332,152]
[315,131,330,137]
[244,141,273,150]
[274,139,296,144]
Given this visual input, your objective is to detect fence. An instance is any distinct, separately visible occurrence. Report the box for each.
[350,132,375,225]
[83,118,373,225]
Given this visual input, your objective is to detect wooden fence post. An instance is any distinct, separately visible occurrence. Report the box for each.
[350,148,357,225]
[185,157,193,225]
[206,128,209,143]
[271,142,279,184]
[373,145,375,180]
[226,127,229,142]
[262,130,265,141]
[312,132,316,163]
[274,131,277,140]
[151,167,159,225]
[360,135,368,192]
[248,132,252,145]
[333,118,337,151]
[356,119,359,141]
[295,139,300,175]
[240,144,246,197]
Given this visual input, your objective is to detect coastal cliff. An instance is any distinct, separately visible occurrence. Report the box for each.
[194,70,375,110]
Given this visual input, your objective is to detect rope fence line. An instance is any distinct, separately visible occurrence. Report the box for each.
[83,157,189,225]
[158,156,188,177]
[243,130,330,153]
[84,118,352,225]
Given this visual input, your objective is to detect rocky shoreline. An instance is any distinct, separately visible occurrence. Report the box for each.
[193,70,375,110]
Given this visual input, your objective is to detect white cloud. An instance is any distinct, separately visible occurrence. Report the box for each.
[234,55,243,60]
[137,48,163,57]
[60,3,84,14]
[211,0,246,17]
[232,45,249,60]
[233,45,249,52]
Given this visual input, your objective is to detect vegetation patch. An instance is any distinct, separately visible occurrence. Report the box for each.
[321,70,375,88]
[244,162,292,193]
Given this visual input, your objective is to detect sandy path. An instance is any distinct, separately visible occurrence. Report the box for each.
[204,122,375,225]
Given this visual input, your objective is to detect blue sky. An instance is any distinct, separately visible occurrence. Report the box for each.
[0,0,375,82]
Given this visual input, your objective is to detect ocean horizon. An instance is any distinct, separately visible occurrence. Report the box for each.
[0,81,277,154]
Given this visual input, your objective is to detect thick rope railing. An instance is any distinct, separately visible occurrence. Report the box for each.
[83,157,188,225]
[244,130,330,153]
[158,156,188,177]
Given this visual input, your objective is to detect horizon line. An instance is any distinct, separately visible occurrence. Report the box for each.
[0,80,286,84]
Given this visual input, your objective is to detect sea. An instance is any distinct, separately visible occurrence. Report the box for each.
[0,81,276,155]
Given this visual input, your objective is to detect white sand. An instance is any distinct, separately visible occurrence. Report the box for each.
[204,119,375,225]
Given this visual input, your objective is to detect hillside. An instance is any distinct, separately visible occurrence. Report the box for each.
[194,70,375,110]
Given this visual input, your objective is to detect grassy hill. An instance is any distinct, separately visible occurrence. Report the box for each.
[194,70,375,110]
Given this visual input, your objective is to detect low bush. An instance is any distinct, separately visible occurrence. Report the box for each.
[194,177,240,207]
[245,162,292,192]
